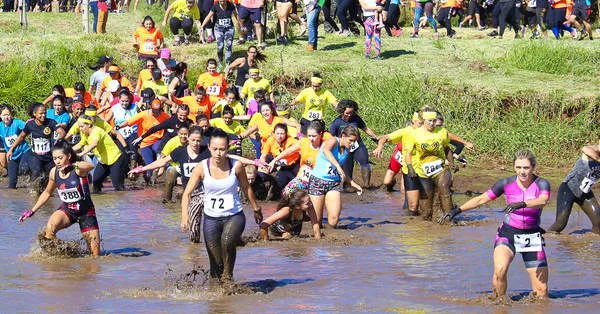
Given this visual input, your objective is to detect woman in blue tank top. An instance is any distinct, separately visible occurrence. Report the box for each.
[19,141,100,256]
[309,124,363,229]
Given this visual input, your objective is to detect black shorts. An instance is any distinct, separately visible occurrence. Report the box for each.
[494,223,547,269]
[572,5,589,21]
[0,140,5,153]
[403,172,422,191]
[468,0,480,15]
[60,203,99,233]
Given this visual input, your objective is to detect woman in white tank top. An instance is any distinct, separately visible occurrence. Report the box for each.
[180,129,262,283]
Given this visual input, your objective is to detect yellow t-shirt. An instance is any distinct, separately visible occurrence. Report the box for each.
[210,118,246,135]
[295,88,337,121]
[133,27,164,56]
[68,118,113,136]
[388,126,411,144]
[79,126,122,166]
[172,0,201,20]
[286,117,299,137]
[248,113,283,143]
[141,80,169,97]
[241,78,272,100]
[162,135,183,169]
[405,126,449,178]
[212,100,245,117]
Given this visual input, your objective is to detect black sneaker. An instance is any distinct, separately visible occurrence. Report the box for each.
[448,29,456,38]
[487,30,498,37]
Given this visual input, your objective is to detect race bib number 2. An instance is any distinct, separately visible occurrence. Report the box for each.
[514,232,543,253]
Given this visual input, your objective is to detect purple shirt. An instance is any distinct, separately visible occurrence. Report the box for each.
[486,175,551,230]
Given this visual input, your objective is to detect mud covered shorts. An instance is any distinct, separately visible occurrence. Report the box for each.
[60,203,99,233]
[494,223,547,269]
[308,175,341,196]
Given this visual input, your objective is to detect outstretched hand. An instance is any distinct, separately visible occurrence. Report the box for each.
[503,202,526,214]
[19,210,34,222]
[438,206,461,224]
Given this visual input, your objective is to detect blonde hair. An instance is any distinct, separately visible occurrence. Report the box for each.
[513,150,537,168]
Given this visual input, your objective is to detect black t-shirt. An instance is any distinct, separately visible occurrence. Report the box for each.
[142,116,193,143]
[211,2,235,28]
[329,115,367,141]
[170,144,210,189]
[23,118,57,159]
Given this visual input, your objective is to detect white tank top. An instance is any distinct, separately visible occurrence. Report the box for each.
[202,158,243,217]
[362,0,376,17]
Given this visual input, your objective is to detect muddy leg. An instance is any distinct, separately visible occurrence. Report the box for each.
[82,229,101,256]
[418,177,435,221]
[579,196,600,234]
[309,195,326,226]
[45,210,72,239]
[492,245,514,298]
[436,170,454,219]
[324,190,342,227]
[188,192,204,243]
[526,266,548,298]
[203,215,225,280]
[548,182,576,233]
[220,212,245,281]
[163,167,178,202]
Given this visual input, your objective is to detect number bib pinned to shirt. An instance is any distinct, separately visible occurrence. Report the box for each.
[206,196,234,211]
[58,187,83,203]
[306,110,322,121]
[118,126,134,138]
[394,150,403,164]
[299,165,313,182]
[579,176,597,194]
[217,18,231,27]
[5,135,17,148]
[182,162,199,177]
[514,232,543,253]
[206,85,221,96]
[143,40,155,52]
[32,138,51,155]
[421,159,444,177]
[349,141,360,153]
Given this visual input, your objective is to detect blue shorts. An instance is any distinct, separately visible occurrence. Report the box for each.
[238,6,263,24]
[494,223,548,269]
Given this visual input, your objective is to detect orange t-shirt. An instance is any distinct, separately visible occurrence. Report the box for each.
[136,69,153,93]
[298,132,332,169]
[196,72,227,105]
[133,27,164,56]
[100,76,133,95]
[64,88,97,107]
[173,95,212,122]
[126,110,169,148]
[262,136,299,166]
[248,113,284,144]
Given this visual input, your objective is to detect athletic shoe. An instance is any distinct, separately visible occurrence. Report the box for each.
[306,44,314,51]
[376,21,385,29]
[487,30,498,37]
[374,55,382,60]
[207,35,214,43]
[235,38,246,45]
[258,42,267,49]
[276,36,285,44]
[365,54,370,59]
[339,30,351,37]
[579,29,588,40]
[448,29,456,38]
[183,34,190,45]
[410,33,419,38]
[459,22,464,28]
[173,36,180,46]
[520,25,527,38]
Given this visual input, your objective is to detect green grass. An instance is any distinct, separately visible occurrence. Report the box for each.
[1,6,600,168]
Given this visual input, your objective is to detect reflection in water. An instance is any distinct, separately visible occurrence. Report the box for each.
[1,187,600,312]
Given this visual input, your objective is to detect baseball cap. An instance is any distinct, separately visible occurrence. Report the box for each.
[108,65,120,73]
[151,99,162,110]
[160,48,171,59]
[151,68,163,80]
[97,55,112,65]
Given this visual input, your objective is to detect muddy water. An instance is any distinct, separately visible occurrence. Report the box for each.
[2,184,600,313]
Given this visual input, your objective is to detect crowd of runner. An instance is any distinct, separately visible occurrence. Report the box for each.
[1,4,599,298]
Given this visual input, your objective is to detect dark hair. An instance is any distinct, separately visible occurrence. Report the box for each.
[340,124,359,138]
[253,89,267,100]
[336,99,359,114]
[52,140,79,164]
[142,15,155,28]
[307,119,325,135]
[145,58,158,68]
[173,62,188,76]
[52,85,66,96]
[225,87,239,100]
[196,113,209,123]
[196,86,206,95]
[436,111,444,122]
[189,125,202,136]
[273,123,287,135]
[206,58,218,68]
[247,45,267,63]
[177,104,190,113]
[222,105,234,116]
[312,72,322,79]
[259,100,277,117]
[86,105,98,112]
[209,128,229,143]
[28,102,46,117]
[0,104,13,114]
[118,88,133,103]
[73,82,86,92]
[52,95,66,105]
[278,190,308,211]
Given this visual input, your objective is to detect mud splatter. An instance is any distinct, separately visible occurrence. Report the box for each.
[35,227,87,258]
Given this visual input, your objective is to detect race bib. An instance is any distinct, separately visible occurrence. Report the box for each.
[32,138,51,155]
[349,141,360,153]
[299,165,313,182]
[71,134,80,145]
[306,110,322,121]
[326,165,339,178]
[53,131,60,141]
[207,196,234,211]
[58,187,82,203]
[206,85,221,96]
[514,232,543,253]
[217,18,231,27]
[143,40,155,52]
[5,135,17,148]
[422,159,444,177]
[394,150,403,163]
[579,177,597,193]
[118,126,134,138]
[182,162,199,177]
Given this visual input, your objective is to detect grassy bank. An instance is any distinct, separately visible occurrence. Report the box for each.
[1,6,599,168]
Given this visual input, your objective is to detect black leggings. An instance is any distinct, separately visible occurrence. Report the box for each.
[535,7,548,31]
[337,0,362,31]
[499,1,519,37]
[170,17,194,36]
[384,3,400,36]
[323,0,340,32]
[203,211,246,280]
[29,154,54,188]
[548,182,600,234]
[418,169,453,221]
[437,7,453,36]
[92,153,128,191]
[342,143,370,180]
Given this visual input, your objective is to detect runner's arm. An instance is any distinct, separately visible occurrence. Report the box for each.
[30,169,58,213]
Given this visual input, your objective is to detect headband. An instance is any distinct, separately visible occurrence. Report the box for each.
[78,118,93,125]
[311,77,323,84]
[249,68,260,74]
[422,111,437,120]
[84,109,97,117]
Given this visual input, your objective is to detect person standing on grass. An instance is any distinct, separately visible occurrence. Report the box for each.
[360,0,383,59]
[133,16,164,60]
[97,0,109,34]
[411,0,438,38]
[237,0,267,49]
[202,0,239,69]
